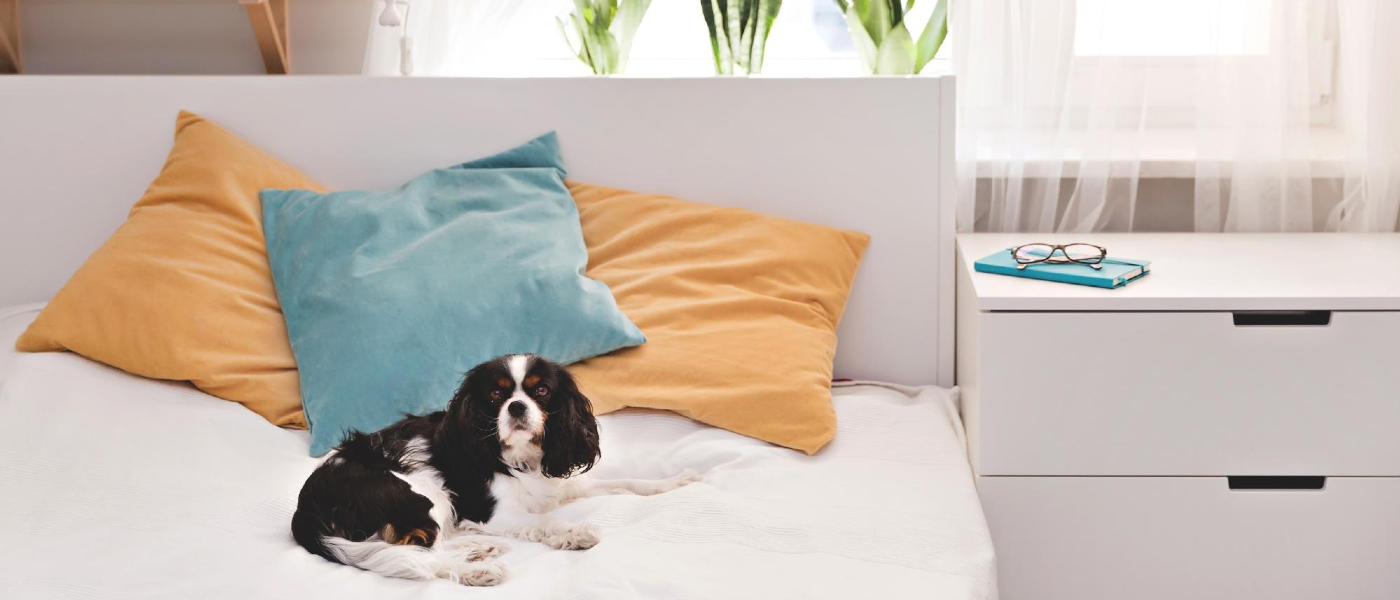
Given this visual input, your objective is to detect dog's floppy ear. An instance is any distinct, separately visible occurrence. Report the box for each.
[441,361,499,458]
[446,363,481,417]
[540,367,600,478]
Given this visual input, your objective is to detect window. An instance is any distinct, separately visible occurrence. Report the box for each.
[1074,0,1272,57]
[1059,0,1333,127]
[467,0,945,77]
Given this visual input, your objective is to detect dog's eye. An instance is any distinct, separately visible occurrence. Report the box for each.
[489,389,504,401]
[532,385,550,397]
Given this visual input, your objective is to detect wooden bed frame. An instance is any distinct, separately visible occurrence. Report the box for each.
[0,76,956,386]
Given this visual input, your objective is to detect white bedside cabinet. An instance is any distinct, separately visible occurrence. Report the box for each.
[955,233,1400,600]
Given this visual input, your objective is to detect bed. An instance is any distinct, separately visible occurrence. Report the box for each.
[0,304,992,599]
[0,76,990,599]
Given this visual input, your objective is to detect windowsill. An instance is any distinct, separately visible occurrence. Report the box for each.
[457,57,953,79]
[972,126,1351,179]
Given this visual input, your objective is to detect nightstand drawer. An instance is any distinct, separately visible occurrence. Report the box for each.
[980,476,1400,600]
[975,310,1400,476]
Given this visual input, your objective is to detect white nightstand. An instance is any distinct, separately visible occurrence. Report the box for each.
[956,233,1400,600]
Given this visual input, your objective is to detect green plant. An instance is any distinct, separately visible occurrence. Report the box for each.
[558,0,653,75]
[835,0,947,75]
[700,0,784,75]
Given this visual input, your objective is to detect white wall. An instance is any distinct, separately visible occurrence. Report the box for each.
[19,0,372,75]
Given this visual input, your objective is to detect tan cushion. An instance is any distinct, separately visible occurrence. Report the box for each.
[16,111,325,427]
[568,181,869,454]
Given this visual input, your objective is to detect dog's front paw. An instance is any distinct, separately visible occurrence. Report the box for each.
[452,560,508,587]
[440,537,508,562]
[468,539,508,561]
[545,524,601,551]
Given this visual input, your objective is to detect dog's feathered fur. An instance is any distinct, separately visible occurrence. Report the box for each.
[291,354,698,586]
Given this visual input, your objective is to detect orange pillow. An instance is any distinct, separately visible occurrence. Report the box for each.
[16,111,324,427]
[567,181,869,454]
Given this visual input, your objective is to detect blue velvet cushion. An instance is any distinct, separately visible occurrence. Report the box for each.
[261,133,645,456]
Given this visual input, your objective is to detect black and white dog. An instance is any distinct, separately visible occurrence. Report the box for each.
[291,354,699,585]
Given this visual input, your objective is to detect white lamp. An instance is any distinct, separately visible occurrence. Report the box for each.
[378,0,407,27]
[375,1,415,75]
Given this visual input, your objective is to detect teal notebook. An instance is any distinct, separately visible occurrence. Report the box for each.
[974,249,1152,289]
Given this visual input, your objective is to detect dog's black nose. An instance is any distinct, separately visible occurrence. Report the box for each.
[507,401,526,418]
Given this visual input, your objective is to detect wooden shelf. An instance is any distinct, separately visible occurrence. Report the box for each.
[0,0,20,74]
[241,0,289,74]
[0,0,294,75]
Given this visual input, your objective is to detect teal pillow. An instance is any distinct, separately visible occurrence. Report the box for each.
[261,133,645,456]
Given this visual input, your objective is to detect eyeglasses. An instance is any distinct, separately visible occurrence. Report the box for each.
[1010,243,1108,270]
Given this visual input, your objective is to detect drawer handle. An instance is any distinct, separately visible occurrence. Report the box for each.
[1232,311,1331,326]
[1228,476,1325,490]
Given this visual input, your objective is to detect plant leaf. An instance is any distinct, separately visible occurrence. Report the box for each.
[557,15,580,59]
[558,14,595,73]
[613,0,651,72]
[861,0,889,46]
[875,21,916,75]
[595,0,615,29]
[748,0,782,73]
[843,4,878,74]
[700,0,727,74]
[571,12,601,73]
[913,0,947,73]
[738,0,756,73]
[596,29,620,73]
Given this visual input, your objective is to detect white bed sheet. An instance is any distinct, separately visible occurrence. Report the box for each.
[0,304,996,600]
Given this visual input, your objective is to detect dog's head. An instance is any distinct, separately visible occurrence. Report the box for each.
[447,354,600,478]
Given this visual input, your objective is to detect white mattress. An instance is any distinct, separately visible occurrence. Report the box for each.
[0,304,996,600]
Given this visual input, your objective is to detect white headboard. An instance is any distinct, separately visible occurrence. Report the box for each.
[0,76,955,386]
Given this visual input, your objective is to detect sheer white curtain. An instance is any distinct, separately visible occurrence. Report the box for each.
[952,0,1400,232]
[362,0,525,76]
